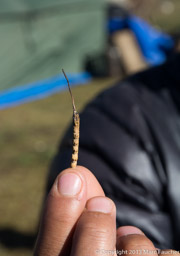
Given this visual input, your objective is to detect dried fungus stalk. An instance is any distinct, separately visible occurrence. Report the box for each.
[62,69,80,168]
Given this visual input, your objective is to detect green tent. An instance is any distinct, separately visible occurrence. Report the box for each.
[0,0,105,91]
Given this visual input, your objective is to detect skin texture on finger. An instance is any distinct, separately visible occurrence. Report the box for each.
[34,166,105,256]
[116,226,158,256]
[70,196,117,256]
[76,166,105,199]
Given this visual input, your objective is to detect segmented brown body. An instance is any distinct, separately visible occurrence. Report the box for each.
[62,69,80,168]
[71,111,80,168]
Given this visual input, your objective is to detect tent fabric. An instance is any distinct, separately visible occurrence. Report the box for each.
[0,0,105,91]
[0,72,91,110]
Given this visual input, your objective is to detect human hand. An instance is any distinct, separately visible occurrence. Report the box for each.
[34,165,114,255]
[34,166,179,256]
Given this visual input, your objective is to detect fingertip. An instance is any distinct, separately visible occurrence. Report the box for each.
[117,226,144,238]
[86,196,116,214]
[57,172,82,197]
[116,226,156,254]
[71,165,105,199]
[50,167,86,200]
[50,165,104,201]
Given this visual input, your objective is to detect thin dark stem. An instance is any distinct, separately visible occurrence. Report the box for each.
[62,69,76,112]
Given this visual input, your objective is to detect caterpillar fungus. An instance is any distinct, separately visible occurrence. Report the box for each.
[62,69,80,168]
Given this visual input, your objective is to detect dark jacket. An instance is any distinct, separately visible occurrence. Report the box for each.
[47,54,180,250]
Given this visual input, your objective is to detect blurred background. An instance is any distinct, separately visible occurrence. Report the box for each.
[0,0,180,255]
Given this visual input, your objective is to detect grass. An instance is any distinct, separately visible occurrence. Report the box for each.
[0,78,116,255]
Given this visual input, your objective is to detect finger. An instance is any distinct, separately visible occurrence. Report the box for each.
[116,226,158,256]
[34,166,105,256]
[75,166,105,199]
[70,196,117,256]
